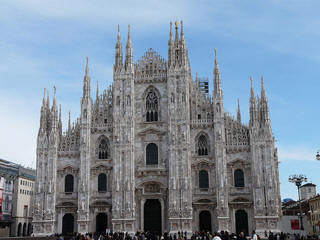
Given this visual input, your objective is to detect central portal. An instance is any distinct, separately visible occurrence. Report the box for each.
[199,211,212,233]
[96,213,108,234]
[144,199,162,235]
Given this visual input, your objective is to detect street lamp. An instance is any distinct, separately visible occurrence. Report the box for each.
[316,151,320,161]
[288,174,308,231]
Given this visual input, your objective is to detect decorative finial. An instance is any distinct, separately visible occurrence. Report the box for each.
[96,81,99,99]
[54,86,56,95]
[261,75,264,87]
[68,111,71,130]
[180,20,184,35]
[85,57,89,76]
[128,24,131,38]
[117,25,121,40]
[175,20,179,29]
[214,48,218,66]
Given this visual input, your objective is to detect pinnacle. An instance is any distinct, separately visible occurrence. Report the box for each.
[85,57,89,77]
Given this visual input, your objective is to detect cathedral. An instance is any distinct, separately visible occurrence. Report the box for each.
[33,22,282,236]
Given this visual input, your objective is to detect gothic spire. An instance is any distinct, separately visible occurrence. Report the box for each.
[237,99,241,122]
[180,20,185,42]
[52,86,57,110]
[260,76,270,124]
[261,76,267,101]
[169,21,173,43]
[96,81,99,100]
[213,48,222,98]
[196,72,200,87]
[250,76,255,100]
[115,24,123,71]
[85,57,89,77]
[68,111,71,131]
[249,76,257,126]
[46,89,50,109]
[42,88,46,107]
[125,24,133,71]
[58,104,62,136]
[168,21,174,67]
[174,20,179,44]
[39,88,48,134]
[50,86,58,129]
[83,57,91,98]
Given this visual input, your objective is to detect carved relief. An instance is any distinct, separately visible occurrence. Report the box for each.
[144,183,160,193]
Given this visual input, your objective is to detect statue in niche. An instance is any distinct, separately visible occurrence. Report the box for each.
[80,193,86,211]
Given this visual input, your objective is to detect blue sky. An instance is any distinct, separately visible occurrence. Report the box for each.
[0,0,319,200]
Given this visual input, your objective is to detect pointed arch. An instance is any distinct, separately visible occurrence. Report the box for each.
[96,135,110,160]
[17,223,22,236]
[143,86,161,122]
[196,132,210,156]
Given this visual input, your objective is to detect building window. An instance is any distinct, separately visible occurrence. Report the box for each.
[98,173,107,192]
[97,136,109,160]
[65,174,74,193]
[198,135,208,156]
[146,143,158,165]
[199,170,209,189]
[146,89,158,122]
[234,169,245,187]
[17,223,22,236]
[4,196,9,211]
[23,205,28,217]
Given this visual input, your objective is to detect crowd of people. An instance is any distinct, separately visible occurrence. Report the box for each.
[51,230,320,240]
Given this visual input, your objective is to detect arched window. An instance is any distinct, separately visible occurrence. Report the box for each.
[146,143,158,165]
[27,223,32,236]
[199,170,209,189]
[17,223,22,236]
[65,174,74,193]
[98,137,109,160]
[98,173,107,192]
[198,135,208,156]
[234,169,245,187]
[146,90,158,122]
[23,223,27,236]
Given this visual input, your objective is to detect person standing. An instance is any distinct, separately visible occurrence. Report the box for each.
[252,231,258,240]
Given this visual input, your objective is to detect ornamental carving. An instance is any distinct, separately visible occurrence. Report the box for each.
[57,166,79,176]
[144,183,160,193]
[134,49,167,81]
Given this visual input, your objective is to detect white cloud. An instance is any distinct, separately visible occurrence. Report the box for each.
[0,95,39,168]
[278,145,316,163]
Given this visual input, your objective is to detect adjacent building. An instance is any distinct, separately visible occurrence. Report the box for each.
[300,183,317,201]
[0,159,18,237]
[11,167,36,237]
[0,159,35,237]
[33,22,282,236]
[309,195,320,234]
[281,183,317,235]
[281,199,310,235]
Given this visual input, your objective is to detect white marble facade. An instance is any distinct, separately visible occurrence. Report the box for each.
[33,22,281,236]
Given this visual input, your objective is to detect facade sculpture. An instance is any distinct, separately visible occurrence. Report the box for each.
[33,22,281,236]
